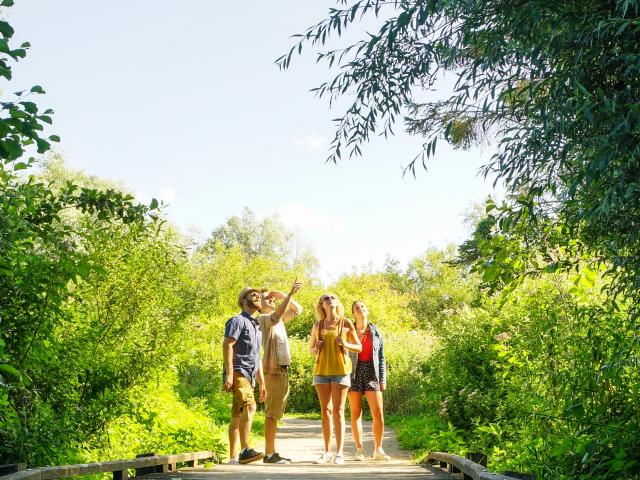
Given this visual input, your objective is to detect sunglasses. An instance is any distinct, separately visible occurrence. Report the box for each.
[321,295,337,302]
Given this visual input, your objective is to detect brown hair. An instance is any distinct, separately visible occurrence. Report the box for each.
[351,300,366,314]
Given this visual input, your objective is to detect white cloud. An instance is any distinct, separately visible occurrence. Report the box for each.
[291,132,329,150]
[267,204,345,234]
[157,188,177,203]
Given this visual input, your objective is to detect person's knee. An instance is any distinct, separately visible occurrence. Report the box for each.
[265,415,278,425]
[349,401,362,419]
[322,405,333,418]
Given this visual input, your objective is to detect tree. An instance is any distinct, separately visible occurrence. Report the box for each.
[202,207,319,276]
[406,245,479,333]
[279,0,640,300]
[0,6,161,463]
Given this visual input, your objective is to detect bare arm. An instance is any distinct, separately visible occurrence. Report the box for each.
[257,364,266,402]
[339,319,362,353]
[309,321,322,354]
[271,279,303,323]
[222,336,237,390]
[282,298,303,323]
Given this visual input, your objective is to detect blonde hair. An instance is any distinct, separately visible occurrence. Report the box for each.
[315,292,345,322]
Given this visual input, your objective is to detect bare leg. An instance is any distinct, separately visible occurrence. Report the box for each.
[264,416,277,455]
[364,390,385,450]
[331,383,349,454]
[239,402,256,450]
[228,415,241,460]
[348,391,364,450]
[315,384,333,453]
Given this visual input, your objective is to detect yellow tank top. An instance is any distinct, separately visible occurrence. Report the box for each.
[314,323,352,376]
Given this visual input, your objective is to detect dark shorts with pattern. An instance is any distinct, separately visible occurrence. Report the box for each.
[349,360,380,393]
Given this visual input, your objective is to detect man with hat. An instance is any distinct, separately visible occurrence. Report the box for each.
[223,280,301,464]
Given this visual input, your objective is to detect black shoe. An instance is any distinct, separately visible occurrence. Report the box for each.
[239,448,264,464]
[263,452,292,464]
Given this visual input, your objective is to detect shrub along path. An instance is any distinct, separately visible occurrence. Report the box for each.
[145,417,452,479]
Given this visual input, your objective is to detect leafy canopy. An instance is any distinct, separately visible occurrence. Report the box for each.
[279,0,640,298]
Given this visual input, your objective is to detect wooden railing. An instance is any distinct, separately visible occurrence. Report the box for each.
[0,451,215,480]
[429,452,522,480]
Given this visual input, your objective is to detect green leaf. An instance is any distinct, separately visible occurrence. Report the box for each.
[149,198,159,210]
[9,48,26,59]
[0,261,12,276]
[0,364,22,381]
[0,64,11,80]
[0,21,14,38]
[30,85,46,94]
[49,134,61,142]
[13,161,28,171]
[19,101,38,114]
[76,260,91,279]
[0,0,15,7]
[35,138,50,153]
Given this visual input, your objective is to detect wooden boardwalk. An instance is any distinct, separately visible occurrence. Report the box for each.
[142,417,454,479]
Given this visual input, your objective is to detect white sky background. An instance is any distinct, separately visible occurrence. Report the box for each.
[8,1,500,285]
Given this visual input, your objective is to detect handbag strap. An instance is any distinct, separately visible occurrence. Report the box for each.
[315,319,324,365]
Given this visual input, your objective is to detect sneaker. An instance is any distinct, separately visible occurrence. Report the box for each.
[239,447,264,464]
[263,452,292,464]
[373,448,391,461]
[316,451,332,464]
[333,453,345,465]
[228,458,239,465]
[354,449,365,461]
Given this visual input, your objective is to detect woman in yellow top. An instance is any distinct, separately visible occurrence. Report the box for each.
[309,293,362,465]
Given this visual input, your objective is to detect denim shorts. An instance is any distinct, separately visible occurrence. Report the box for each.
[313,374,351,387]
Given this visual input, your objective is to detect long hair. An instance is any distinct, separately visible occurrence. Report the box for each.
[315,292,345,322]
[351,300,366,314]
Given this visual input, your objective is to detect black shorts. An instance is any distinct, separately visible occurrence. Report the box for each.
[349,360,381,393]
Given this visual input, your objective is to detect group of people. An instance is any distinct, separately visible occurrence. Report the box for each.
[223,279,390,465]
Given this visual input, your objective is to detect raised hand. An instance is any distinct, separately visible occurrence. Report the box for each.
[289,278,303,295]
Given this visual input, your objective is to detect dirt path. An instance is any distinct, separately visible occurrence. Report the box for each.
[144,417,453,479]
[261,416,412,463]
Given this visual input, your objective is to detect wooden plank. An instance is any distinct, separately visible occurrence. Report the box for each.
[40,464,103,480]
[429,452,520,480]
[0,450,215,480]
[0,471,41,480]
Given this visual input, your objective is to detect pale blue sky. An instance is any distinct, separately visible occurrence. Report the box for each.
[8,1,498,284]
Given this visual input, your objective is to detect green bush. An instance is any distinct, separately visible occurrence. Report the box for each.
[85,370,226,461]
